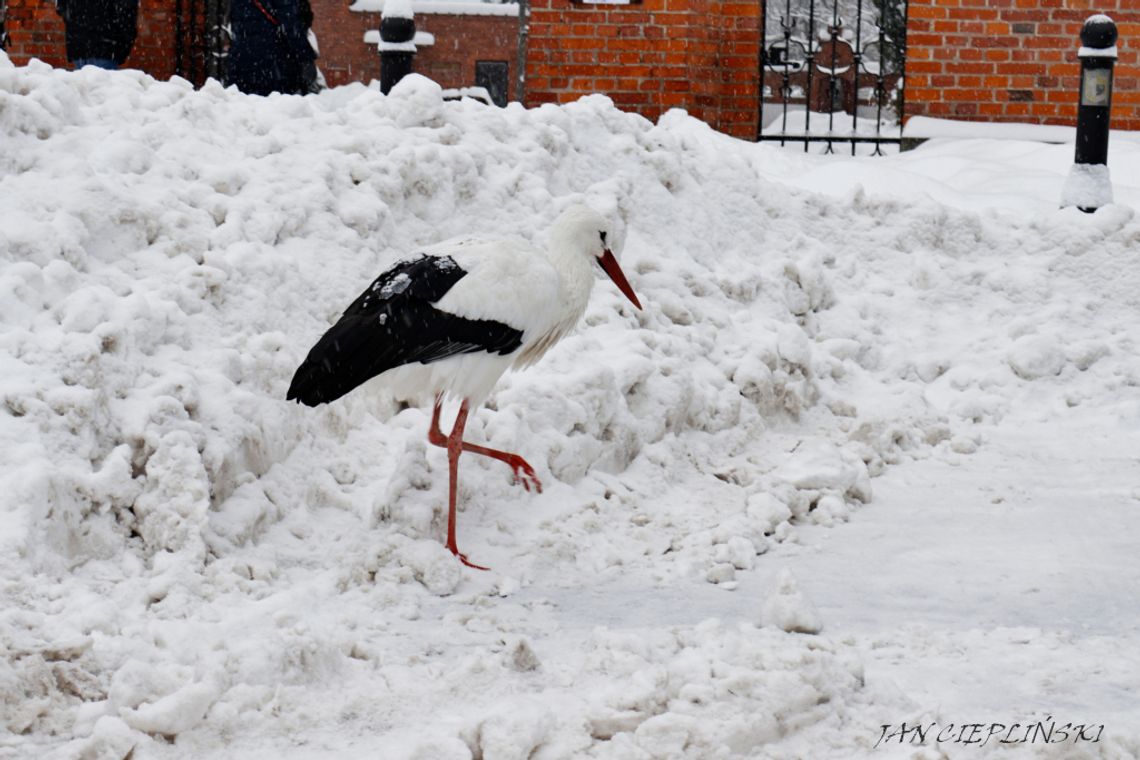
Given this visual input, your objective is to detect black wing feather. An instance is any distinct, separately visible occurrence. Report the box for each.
[287,255,524,406]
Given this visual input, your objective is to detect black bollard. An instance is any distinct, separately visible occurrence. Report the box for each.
[379,3,416,94]
[1061,14,1118,212]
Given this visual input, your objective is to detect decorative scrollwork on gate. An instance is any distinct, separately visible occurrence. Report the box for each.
[760,0,908,155]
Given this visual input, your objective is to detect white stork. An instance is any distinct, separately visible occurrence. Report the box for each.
[287,205,642,569]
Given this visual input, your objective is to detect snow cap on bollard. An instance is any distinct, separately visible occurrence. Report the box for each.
[1061,14,1118,213]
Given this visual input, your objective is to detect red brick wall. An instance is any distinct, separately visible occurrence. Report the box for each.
[5,0,177,78]
[416,13,518,97]
[526,0,761,139]
[132,0,178,78]
[4,0,66,66]
[10,0,1140,137]
[309,0,379,86]
[906,0,1140,130]
[310,0,519,98]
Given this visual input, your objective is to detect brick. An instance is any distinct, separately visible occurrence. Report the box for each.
[946,88,994,102]
[607,37,656,51]
[721,2,759,16]
[910,5,949,19]
[562,37,601,50]
[1021,35,1071,49]
[949,7,998,20]
[908,33,945,47]
[908,87,944,102]
[908,61,944,74]
[946,62,994,74]
[1005,62,1047,75]
[1005,10,1049,22]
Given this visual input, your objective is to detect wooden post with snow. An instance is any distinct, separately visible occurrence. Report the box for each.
[1061,14,1118,213]
[379,0,416,95]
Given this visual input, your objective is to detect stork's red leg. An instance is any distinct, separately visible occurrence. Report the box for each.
[428,394,447,448]
[453,442,542,493]
[445,399,488,571]
[427,395,542,493]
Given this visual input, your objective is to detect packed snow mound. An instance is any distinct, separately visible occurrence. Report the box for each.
[0,63,892,581]
[762,568,824,634]
[3,55,1140,758]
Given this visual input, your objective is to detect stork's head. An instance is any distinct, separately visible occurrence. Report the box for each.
[551,204,642,310]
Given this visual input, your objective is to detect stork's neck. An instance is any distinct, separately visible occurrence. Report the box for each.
[545,239,595,320]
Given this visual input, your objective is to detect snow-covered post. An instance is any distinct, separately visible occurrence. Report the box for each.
[379,0,416,95]
[1061,14,1118,213]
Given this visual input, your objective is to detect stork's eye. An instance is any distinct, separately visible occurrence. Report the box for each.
[599,231,607,244]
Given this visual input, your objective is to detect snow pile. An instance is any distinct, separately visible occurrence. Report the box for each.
[0,62,891,585]
[1061,162,1114,209]
[2,53,1139,758]
[761,568,823,634]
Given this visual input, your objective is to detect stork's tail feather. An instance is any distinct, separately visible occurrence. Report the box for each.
[287,362,335,407]
[286,359,351,407]
[287,310,395,406]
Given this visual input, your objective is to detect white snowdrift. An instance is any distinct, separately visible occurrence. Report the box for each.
[2,53,1139,758]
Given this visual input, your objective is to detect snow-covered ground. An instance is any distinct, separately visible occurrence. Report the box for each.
[2,53,1139,759]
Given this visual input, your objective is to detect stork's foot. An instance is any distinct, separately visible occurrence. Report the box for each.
[505,454,543,493]
[447,544,490,571]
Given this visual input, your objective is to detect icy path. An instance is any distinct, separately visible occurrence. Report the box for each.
[754,412,1140,756]
[779,416,1140,636]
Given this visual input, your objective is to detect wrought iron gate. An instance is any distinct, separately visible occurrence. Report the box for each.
[176,0,228,85]
[759,0,908,154]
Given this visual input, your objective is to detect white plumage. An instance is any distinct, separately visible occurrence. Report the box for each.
[373,228,578,405]
[288,204,642,568]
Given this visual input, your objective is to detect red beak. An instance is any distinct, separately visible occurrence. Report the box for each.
[597,249,642,310]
